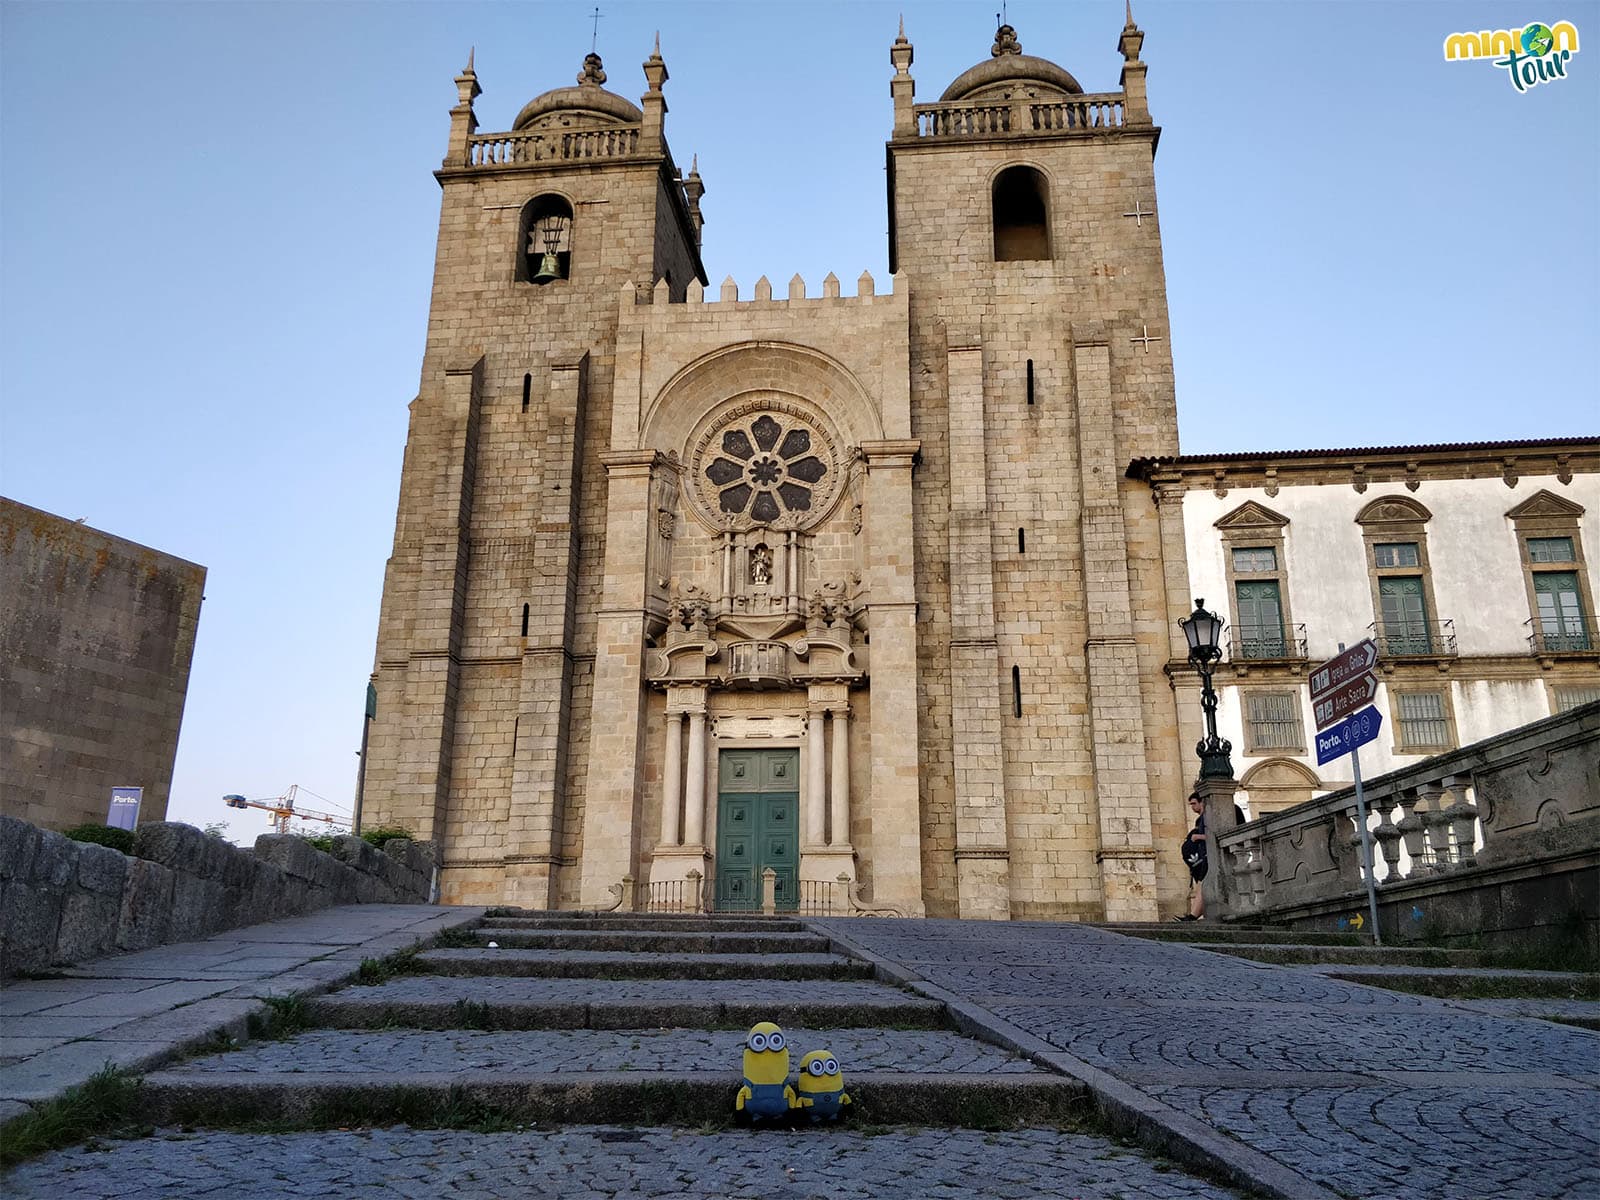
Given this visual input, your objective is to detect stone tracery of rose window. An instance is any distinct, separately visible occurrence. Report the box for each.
[703,412,829,524]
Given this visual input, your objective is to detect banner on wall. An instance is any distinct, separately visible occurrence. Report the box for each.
[106,786,143,831]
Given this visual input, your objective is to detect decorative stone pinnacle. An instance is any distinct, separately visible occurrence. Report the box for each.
[578,52,606,86]
[689,153,699,175]
[465,46,475,73]
[898,14,905,39]
[1125,0,1134,29]
[992,23,1021,57]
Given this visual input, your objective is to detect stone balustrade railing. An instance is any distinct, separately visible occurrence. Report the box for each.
[1214,703,1599,920]
[466,126,641,167]
[913,94,1125,139]
[727,639,790,685]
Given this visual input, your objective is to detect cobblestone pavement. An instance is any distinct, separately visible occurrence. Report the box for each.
[4,1125,1243,1199]
[167,1027,1040,1075]
[816,919,1600,1200]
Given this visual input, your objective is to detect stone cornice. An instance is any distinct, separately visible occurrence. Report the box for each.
[1128,437,1597,492]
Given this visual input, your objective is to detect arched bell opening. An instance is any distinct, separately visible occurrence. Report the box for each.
[516,194,574,284]
[992,165,1050,262]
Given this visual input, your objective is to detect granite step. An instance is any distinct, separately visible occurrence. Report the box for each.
[165,1027,1040,1078]
[1102,925,1368,947]
[415,947,875,981]
[464,927,833,955]
[1189,943,1484,967]
[134,1069,1088,1129]
[1314,964,1600,1000]
[310,975,946,1030]
[481,913,799,933]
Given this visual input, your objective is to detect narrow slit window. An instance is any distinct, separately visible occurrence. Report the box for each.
[1018,528,1026,554]
[1026,359,1034,405]
[522,374,531,412]
[521,604,530,637]
[1012,665,1022,718]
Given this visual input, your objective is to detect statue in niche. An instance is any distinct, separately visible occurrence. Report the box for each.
[750,544,773,586]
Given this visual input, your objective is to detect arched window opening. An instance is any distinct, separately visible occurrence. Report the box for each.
[992,166,1049,262]
[1018,528,1027,554]
[521,373,532,412]
[517,194,574,284]
[1026,359,1035,405]
[1011,665,1023,718]
[520,604,530,637]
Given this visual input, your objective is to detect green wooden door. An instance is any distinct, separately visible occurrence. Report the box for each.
[1234,579,1285,658]
[1379,576,1430,654]
[1535,571,1589,650]
[715,749,799,911]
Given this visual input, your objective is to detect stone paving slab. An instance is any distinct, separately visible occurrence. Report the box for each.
[165,1027,1039,1076]
[416,947,874,980]
[3,1124,1243,1199]
[812,917,1600,1200]
[0,905,484,1113]
[311,976,945,1030]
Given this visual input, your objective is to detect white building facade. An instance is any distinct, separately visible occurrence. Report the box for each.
[1132,439,1600,815]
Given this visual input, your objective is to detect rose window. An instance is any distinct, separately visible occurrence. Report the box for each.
[703,413,828,524]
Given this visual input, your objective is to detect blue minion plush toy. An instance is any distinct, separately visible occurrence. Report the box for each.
[734,1022,797,1124]
[795,1049,850,1121]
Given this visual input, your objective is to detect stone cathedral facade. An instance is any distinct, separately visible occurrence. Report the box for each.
[364,17,1199,920]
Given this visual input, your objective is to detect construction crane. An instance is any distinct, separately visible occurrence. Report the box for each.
[221,785,350,836]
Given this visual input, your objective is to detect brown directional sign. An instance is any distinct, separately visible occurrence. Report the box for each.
[1312,674,1379,730]
[1310,639,1378,707]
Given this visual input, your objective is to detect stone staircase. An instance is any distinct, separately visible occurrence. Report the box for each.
[1099,921,1599,1026]
[134,910,1090,1130]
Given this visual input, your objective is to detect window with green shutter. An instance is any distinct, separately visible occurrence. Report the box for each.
[1534,571,1590,651]
[1379,576,1431,654]
[1234,578,1286,659]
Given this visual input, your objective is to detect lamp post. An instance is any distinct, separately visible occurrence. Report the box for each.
[1180,598,1234,780]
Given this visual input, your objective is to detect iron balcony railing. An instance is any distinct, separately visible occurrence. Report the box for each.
[1526,616,1596,654]
[1229,624,1308,662]
[1368,618,1457,658]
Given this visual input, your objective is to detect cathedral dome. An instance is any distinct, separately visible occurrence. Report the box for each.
[513,52,643,131]
[939,24,1083,101]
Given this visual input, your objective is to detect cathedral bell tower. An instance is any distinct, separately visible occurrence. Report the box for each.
[364,42,706,907]
[886,14,1181,921]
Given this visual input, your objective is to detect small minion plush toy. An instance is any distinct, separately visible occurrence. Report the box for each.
[734,1022,797,1124]
[795,1049,850,1121]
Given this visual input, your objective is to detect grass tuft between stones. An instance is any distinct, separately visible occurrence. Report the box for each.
[0,1066,147,1168]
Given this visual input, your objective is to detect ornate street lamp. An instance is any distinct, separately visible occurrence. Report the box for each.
[1180,597,1234,780]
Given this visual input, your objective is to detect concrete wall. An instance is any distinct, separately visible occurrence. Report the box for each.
[0,498,205,830]
[0,817,436,977]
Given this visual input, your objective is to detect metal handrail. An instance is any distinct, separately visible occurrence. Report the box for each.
[1367,618,1457,658]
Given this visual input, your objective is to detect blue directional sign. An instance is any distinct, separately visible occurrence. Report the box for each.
[1315,706,1383,766]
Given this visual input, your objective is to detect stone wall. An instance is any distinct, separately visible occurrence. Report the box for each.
[1211,703,1599,950]
[0,497,206,830]
[0,817,436,977]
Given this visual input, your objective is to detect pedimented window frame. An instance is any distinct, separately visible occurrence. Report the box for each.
[1355,495,1444,657]
[1506,489,1595,658]
[1215,500,1299,661]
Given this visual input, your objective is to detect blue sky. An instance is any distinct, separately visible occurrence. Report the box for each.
[3,2,1595,842]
